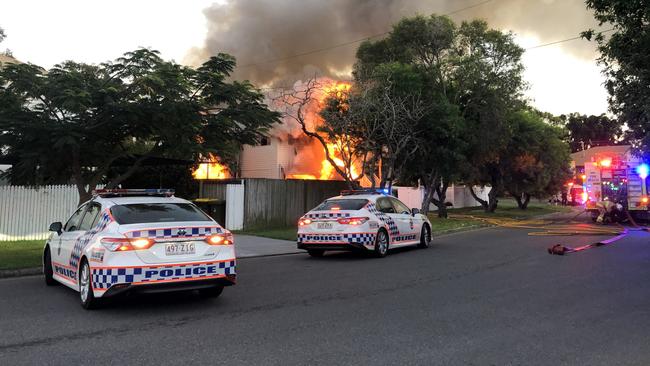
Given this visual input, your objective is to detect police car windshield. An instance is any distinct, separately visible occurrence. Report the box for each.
[314,199,368,211]
[110,203,212,224]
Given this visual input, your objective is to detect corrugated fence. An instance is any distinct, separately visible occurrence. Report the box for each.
[0,185,80,241]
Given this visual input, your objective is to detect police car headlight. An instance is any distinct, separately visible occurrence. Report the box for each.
[100,237,155,251]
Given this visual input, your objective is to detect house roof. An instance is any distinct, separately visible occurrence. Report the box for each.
[570,145,631,166]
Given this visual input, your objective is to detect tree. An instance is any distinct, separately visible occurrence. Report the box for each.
[456,20,527,212]
[0,27,5,44]
[0,48,279,204]
[559,113,626,152]
[583,0,650,152]
[501,110,572,209]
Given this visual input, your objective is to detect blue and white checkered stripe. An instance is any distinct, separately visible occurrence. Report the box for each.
[92,260,236,290]
[298,233,376,245]
[343,233,376,245]
[69,212,113,269]
[305,212,352,219]
[125,226,223,239]
[365,203,399,236]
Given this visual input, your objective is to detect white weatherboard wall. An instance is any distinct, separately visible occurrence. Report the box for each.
[393,185,491,211]
[0,185,80,241]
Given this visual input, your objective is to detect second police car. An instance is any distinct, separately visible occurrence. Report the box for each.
[297,190,433,257]
[43,189,236,309]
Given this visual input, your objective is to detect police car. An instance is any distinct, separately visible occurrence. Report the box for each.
[43,189,236,309]
[297,190,432,257]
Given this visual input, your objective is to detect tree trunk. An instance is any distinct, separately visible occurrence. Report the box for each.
[420,173,438,216]
[469,186,489,211]
[434,179,449,218]
[486,187,499,212]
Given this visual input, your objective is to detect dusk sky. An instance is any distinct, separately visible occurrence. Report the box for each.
[0,0,610,116]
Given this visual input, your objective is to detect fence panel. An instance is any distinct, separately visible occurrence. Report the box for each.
[0,185,80,241]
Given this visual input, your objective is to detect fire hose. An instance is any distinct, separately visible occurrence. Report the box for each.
[448,211,639,255]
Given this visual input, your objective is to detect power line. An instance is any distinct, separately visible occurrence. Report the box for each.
[525,28,614,50]
[238,0,497,69]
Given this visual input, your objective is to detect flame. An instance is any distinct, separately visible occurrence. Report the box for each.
[193,154,230,180]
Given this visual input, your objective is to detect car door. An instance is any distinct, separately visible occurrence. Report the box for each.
[389,197,418,242]
[54,204,89,269]
[376,197,409,242]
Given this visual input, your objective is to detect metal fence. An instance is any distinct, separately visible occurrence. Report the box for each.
[0,185,80,241]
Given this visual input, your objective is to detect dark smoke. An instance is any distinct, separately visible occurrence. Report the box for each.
[185,0,599,86]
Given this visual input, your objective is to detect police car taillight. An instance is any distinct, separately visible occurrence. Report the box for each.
[100,237,155,251]
[205,232,234,245]
[337,217,369,225]
[298,218,312,226]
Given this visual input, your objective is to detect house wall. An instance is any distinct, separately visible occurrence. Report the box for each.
[240,140,280,179]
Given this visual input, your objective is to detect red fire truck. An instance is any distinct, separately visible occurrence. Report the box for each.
[582,147,649,220]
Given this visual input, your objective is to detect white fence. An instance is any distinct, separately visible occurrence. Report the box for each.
[0,184,246,242]
[0,185,81,241]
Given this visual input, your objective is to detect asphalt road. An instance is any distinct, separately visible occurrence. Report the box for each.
[1,226,650,365]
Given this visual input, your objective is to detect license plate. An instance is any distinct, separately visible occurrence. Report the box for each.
[317,222,333,230]
[165,242,196,256]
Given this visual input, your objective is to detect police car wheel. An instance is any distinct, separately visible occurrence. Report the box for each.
[374,230,389,258]
[307,249,325,257]
[418,225,431,249]
[198,285,224,298]
[79,260,99,310]
[43,247,57,286]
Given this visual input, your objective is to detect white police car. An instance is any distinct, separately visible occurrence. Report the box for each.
[43,189,235,309]
[297,190,432,257]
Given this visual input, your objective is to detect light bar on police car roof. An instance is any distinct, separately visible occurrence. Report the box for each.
[92,188,175,197]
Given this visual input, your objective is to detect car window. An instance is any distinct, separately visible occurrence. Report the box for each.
[110,203,212,225]
[376,198,395,214]
[78,204,101,231]
[64,205,87,232]
[314,199,368,211]
[390,198,411,215]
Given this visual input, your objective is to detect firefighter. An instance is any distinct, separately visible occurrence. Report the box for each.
[595,200,623,224]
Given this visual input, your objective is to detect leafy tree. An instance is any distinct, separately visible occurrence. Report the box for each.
[0,27,5,44]
[0,48,279,204]
[558,113,626,152]
[502,110,572,209]
[455,20,527,212]
[583,0,650,152]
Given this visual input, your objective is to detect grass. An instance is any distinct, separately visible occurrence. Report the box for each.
[234,227,297,241]
[0,240,45,271]
[0,200,569,271]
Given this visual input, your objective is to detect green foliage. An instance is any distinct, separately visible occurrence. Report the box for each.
[502,110,572,208]
[583,0,650,152]
[558,113,626,152]
[0,48,280,203]
[343,14,534,213]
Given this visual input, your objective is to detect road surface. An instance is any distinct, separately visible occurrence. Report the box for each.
[1,226,649,365]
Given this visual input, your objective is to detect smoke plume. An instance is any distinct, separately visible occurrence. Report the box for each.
[185,0,599,86]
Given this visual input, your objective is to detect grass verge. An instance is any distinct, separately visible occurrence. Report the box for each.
[0,240,44,271]
[234,227,297,242]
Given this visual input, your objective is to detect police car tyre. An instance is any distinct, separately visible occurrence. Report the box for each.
[307,249,325,257]
[374,229,389,258]
[418,224,431,249]
[198,285,224,298]
[43,247,57,286]
[79,259,99,310]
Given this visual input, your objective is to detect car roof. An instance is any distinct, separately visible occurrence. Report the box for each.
[93,196,191,206]
[326,194,386,201]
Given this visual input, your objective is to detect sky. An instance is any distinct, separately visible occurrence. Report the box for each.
[0,0,609,116]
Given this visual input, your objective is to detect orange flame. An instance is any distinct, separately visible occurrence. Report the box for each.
[193,154,230,180]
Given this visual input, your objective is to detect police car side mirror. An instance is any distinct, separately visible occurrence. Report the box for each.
[49,222,63,235]
[411,208,420,216]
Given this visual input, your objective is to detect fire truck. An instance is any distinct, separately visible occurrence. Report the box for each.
[581,146,650,220]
